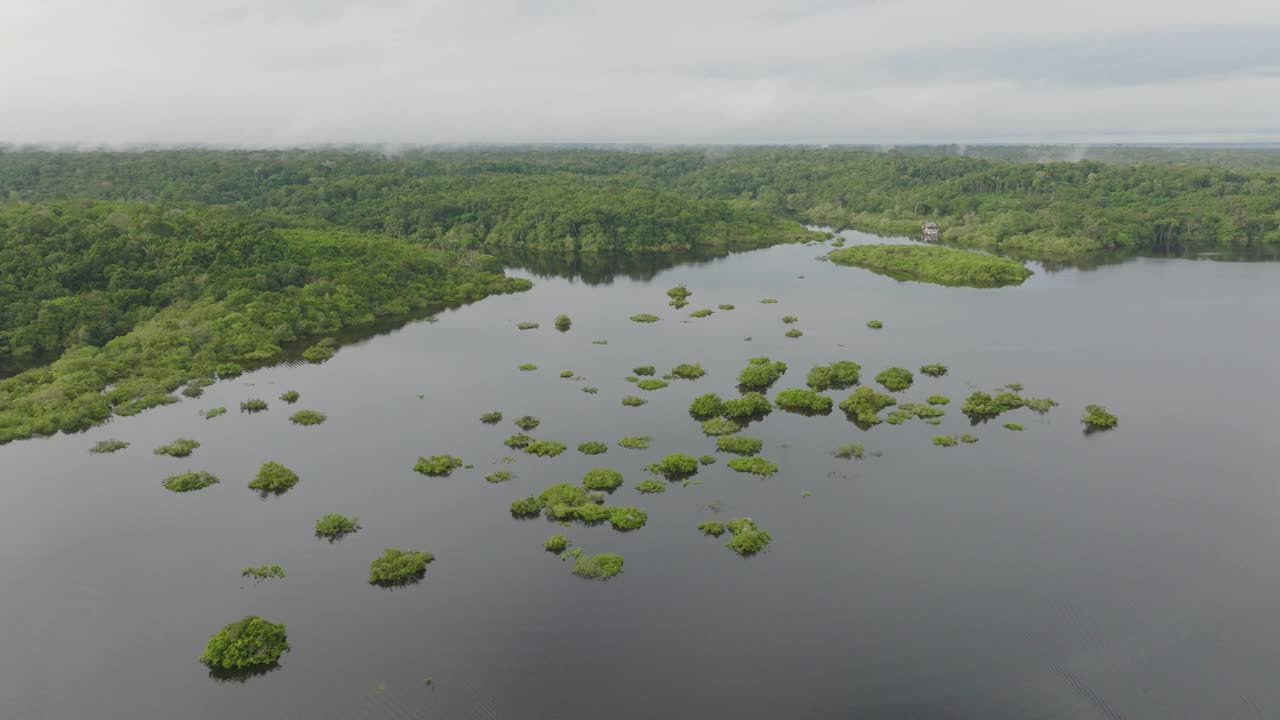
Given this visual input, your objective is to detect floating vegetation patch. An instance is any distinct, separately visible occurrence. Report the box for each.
[633,366,656,377]
[250,462,300,495]
[806,361,861,391]
[621,395,647,407]
[1082,404,1118,431]
[162,471,220,493]
[618,435,651,450]
[717,435,763,455]
[670,363,706,380]
[630,313,660,323]
[875,367,914,392]
[722,392,772,419]
[727,457,778,477]
[725,518,772,556]
[303,339,337,363]
[572,552,624,579]
[1025,397,1059,413]
[960,433,980,444]
[240,398,268,413]
[698,455,717,466]
[689,393,726,420]
[480,411,503,424]
[933,435,958,447]
[625,376,639,383]
[718,304,735,310]
[289,410,326,426]
[544,534,568,553]
[200,616,289,671]
[524,440,567,457]
[774,388,833,414]
[829,244,1033,288]
[315,514,360,540]
[560,370,574,378]
[634,479,666,494]
[592,339,609,345]
[1003,422,1024,431]
[516,321,540,330]
[919,364,948,378]
[961,391,1026,421]
[90,439,129,454]
[866,320,883,329]
[578,441,609,455]
[203,407,227,419]
[510,496,542,517]
[182,385,205,398]
[760,298,779,304]
[581,386,599,394]
[698,521,726,537]
[839,387,897,427]
[784,329,804,338]
[155,438,200,458]
[583,468,625,491]
[514,415,541,431]
[279,390,300,404]
[833,443,865,460]
[737,357,788,390]
[690,309,713,318]
[886,402,946,425]
[518,363,538,371]
[609,506,648,531]
[414,454,464,476]
[927,395,950,406]
[369,548,434,586]
[668,285,692,301]
[555,314,572,331]
[647,453,699,480]
[701,417,741,436]
[216,363,242,379]
[782,315,799,324]
[242,565,286,582]
[485,470,514,484]
[504,433,533,449]
[636,378,669,391]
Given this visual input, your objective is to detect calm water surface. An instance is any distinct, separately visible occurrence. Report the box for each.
[3,231,1280,719]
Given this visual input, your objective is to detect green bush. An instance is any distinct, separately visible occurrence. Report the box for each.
[634,479,666,494]
[216,363,243,379]
[670,363,706,380]
[510,496,542,517]
[718,304,735,310]
[1082,404,1119,430]
[1003,422,1024,431]
[689,393,726,419]
[518,363,538,371]
[154,438,200,458]
[833,443,865,459]
[701,417,741,436]
[648,453,699,479]
[516,321,539,330]
[774,388,833,414]
[279,390,300,404]
[875,367,914,392]
[621,395,647,407]
[581,386,599,394]
[829,244,1033,288]
[592,339,609,345]
[555,314,572,331]
[725,518,772,556]
[485,470,514,483]
[919,364,948,377]
[960,433,979,444]
[839,387,897,426]
[544,533,568,553]
[303,339,337,363]
[250,462,300,494]
[737,357,787,390]
[240,398,268,413]
[633,366,656,376]
[961,391,1025,420]
[866,320,883,329]
[578,441,609,455]
[782,315,798,324]
[625,376,639,383]
[203,407,227,419]
[806,361,861,391]
[636,378,669,391]
[1026,397,1059,414]
[182,385,204,398]
[784,329,803,338]
[572,552,624,579]
[668,285,692,300]
[727,457,778,477]
[163,471,220,492]
[698,521,726,537]
[609,506,648,531]
[504,433,533,449]
[514,415,541,431]
[618,435,651,449]
[933,435,958,447]
[560,370,574,378]
[698,455,717,465]
[414,454,464,476]
[480,411,503,424]
[927,395,950,406]
[690,309,713,318]
[760,298,779,304]
[242,565,286,581]
[289,410,326,426]
[199,616,290,670]
[630,313,660,323]
[716,435,762,455]
[524,440,567,457]
[90,439,129,454]
[314,513,360,540]
[583,468,625,491]
[368,548,434,586]
[722,392,772,419]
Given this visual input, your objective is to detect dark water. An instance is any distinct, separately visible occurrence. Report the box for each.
[3,230,1280,720]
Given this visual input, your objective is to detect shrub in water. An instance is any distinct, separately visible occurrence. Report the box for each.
[961,391,1024,421]
[485,470,514,483]
[866,320,883,329]
[670,363,706,380]
[648,453,699,479]
[314,513,360,540]
[722,392,772,419]
[784,329,803,338]
[633,366,656,376]
[698,455,717,465]
[518,363,538,371]
[504,433,533,449]
[1003,422,1024,431]
[774,388,833,414]
[725,518,772,556]
[289,410,326,426]
[718,304,735,310]
[155,438,200,458]
[163,471,220,492]
[875,367,914,392]
[524,440,567,457]
[668,285,692,301]
[516,321,539,330]
[698,521,726,537]
[250,462,300,494]
[760,298,779,304]
[690,309,713,318]
[592,339,608,345]
[414,455,464,476]
[203,407,227,419]
[933,435,958,447]
[927,395,950,406]
[200,616,289,670]
[510,496,542,517]
[302,339,337,363]
[217,363,243,379]
[833,444,865,460]
[839,387,897,427]
[545,534,568,553]
[737,357,787,390]
[960,433,979,444]
[630,313,660,323]
[635,478,666,494]
[555,314,572,331]
[582,386,599,394]
[625,376,639,383]
[572,552,624,579]
[279,390,300,404]
[636,378,669,391]
[621,395,647,407]
[583,468,625,491]
[90,439,129,454]
[701,417,741,436]
[716,435,763,455]
[609,506,648,531]
[240,399,268,413]
[1082,404,1118,431]
[618,435,651,449]
[806,361,861,391]
[368,548,434,586]
[782,315,798,324]
[480,411,503,424]
[1026,397,1059,414]
[727,457,778,477]
[242,565,286,581]
[560,370,574,378]
[919,364,948,377]
[578,441,609,455]
[182,385,204,398]
[514,415,541,431]
[689,393,726,420]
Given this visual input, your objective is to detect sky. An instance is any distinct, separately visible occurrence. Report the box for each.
[3,0,1279,146]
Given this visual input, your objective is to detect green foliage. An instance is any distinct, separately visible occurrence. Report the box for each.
[806,361,861,391]
[782,315,798,324]
[592,339,609,345]
[578,441,608,455]
[199,616,289,670]
[572,552,624,579]
[927,395,950,406]
[249,462,300,495]
[544,534,568,553]
[722,392,773,419]
[886,402,946,425]
[839,387,897,426]
[560,370,574,378]
[514,415,541,431]
[621,395,647,407]
[154,438,200,458]
[414,454,464,476]
[518,363,538,371]
[636,378,669,391]
[718,304,735,310]
[289,410,326,426]
[581,386,599,394]
[866,320,884,329]
[182,385,205,398]
[279,390,300,404]
[634,478,666,494]
[583,467,625,491]
[667,285,692,301]
[609,506,648,531]
[241,565,286,581]
[554,314,572,331]
[698,454,717,465]
[670,363,706,380]
[716,435,763,455]
[1082,404,1119,430]
[919,364,949,377]
[933,435,958,447]
[833,443,865,459]
[485,470,514,483]
[510,496,542,517]
[617,435,650,449]
[504,433,533,449]
[737,357,787,390]
[698,521,726,537]
[829,244,1033,288]
[1003,422,1024,431]
[202,406,227,419]
[314,513,360,539]
[633,366,656,376]
[240,399,268,413]
[961,391,1026,421]
[162,471,220,493]
[875,367,914,392]
[774,388,833,414]
[648,453,699,479]
[90,439,129,454]
[368,548,434,586]
[700,417,741,436]
[630,313,660,323]
[727,457,778,477]
[524,439,567,457]
[725,518,772,556]
[1025,397,1059,413]
[784,329,803,338]
[302,340,337,364]
[960,433,980,444]
[480,411,503,424]
[516,321,539,330]
[690,308,713,318]
[688,393,726,419]
[760,298,779,304]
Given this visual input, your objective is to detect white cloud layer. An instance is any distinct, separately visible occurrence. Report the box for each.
[2,0,1278,145]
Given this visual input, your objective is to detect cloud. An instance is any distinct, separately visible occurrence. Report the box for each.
[2,0,1279,145]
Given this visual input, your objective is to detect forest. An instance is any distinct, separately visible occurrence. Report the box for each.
[1,146,1278,442]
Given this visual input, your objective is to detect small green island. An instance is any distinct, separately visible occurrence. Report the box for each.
[829,244,1033,288]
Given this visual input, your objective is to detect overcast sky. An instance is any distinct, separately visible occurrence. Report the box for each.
[3,0,1279,146]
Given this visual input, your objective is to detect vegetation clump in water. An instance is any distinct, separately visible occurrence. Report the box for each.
[647,453,699,479]
[633,366,656,376]
[839,387,897,427]
[718,304,735,310]
[510,496,542,517]
[774,388,833,414]
[806,361,861,391]
[279,390,300,404]
[689,393,726,420]
[885,402,945,425]
[727,457,778,477]
[369,548,434,586]
[513,415,541,431]
[303,339,337,363]
[833,443,865,460]
[414,454,464,476]
[555,314,571,332]
[933,435,958,447]
[690,309,713,318]
[1003,422,1024,431]
[621,395,647,407]
[203,407,227,419]
[634,479,666,494]
[618,435,651,450]
[784,329,803,338]
[1026,397,1059,413]
[480,411,503,424]
[700,417,741,436]
[516,321,539,330]
[154,438,200,458]
[960,433,979,444]
[668,285,692,301]
[698,455,717,465]
[544,534,568,553]
[578,441,608,455]
[485,470,514,484]
[240,399,268,413]
[162,471,220,492]
[572,552,624,579]
[90,439,129,454]
[289,410,326,426]
[609,506,648,531]
[636,378,669,391]
[560,370,574,378]
[866,320,883,329]
[583,468,625,491]
[523,440,567,457]
[698,521,726,537]
[200,616,290,671]
[504,433,533,449]
[725,518,772,556]
[518,363,538,371]
[630,313,660,323]
[829,244,1033,288]
[760,298,778,304]
[1082,404,1119,431]
[250,462,300,495]
[875,367,914,392]
[927,395,950,406]
[717,435,763,455]
[737,357,787,390]
[919,364,948,377]
[670,363,706,380]
[242,565,285,581]
[581,386,599,394]
[315,514,360,540]
[961,391,1026,421]
[782,315,798,324]
[722,392,772,419]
